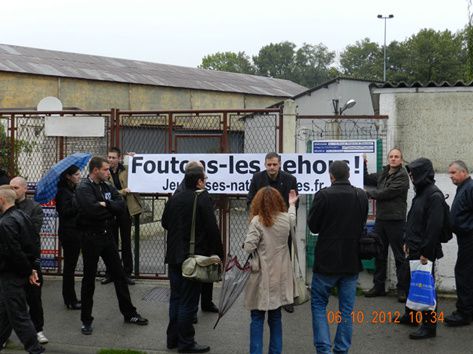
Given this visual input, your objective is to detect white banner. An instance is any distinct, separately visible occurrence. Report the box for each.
[128,153,363,194]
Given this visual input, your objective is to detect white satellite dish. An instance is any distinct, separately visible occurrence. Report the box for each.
[37,96,63,112]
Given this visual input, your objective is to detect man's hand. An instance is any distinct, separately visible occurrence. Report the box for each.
[403,244,409,256]
[123,188,131,194]
[99,201,106,207]
[420,255,428,265]
[288,189,298,206]
[29,270,40,286]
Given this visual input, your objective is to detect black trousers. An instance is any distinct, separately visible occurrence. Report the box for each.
[167,264,201,350]
[106,212,133,276]
[80,231,136,324]
[200,283,213,308]
[373,220,407,291]
[0,274,43,354]
[60,228,81,305]
[455,235,473,315]
[24,268,44,332]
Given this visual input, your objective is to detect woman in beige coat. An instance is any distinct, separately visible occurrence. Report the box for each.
[244,187,298,354]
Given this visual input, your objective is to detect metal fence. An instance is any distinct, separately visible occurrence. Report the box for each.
[0,108,282,278]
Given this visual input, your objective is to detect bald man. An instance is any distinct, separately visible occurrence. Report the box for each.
[0,187,44,353]
[9,177,47,344]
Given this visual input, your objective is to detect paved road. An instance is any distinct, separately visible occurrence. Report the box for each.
[3,276,473,354]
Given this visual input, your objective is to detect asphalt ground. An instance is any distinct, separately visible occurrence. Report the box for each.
[3,273,473,354]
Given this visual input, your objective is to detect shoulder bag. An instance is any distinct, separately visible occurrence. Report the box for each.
[292,224,310,305]
[181,190,222,283]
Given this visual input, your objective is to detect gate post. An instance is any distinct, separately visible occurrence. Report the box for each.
[282,100,297,153]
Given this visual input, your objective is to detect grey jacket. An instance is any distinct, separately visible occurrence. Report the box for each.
[365,165,409,221]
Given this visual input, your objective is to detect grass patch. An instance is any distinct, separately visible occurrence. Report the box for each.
[97,350,147,354]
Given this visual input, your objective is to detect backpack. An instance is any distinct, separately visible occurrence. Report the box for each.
[433,190,453,243]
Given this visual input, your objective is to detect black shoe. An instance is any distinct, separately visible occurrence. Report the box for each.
[201,302,219,313]
[178,343,210,353]
[445,311,472,327]
[124,313,149,326]
[364,287,386,297]
[409,326,436,339]
[283,304,294,313]
[126,276,136,285]
[66,301,81,310]
[397,290,407,303]
[167,342,178,349]
[101,277,112,285]
[398,313,419,327]
[81,323,93,335]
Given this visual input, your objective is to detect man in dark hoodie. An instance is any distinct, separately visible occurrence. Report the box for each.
[401,158,444,340]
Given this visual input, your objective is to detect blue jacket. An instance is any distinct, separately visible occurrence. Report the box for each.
[451,177,473,236]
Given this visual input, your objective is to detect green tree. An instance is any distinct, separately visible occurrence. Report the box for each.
[0,124,34,177]
[253,41,297,79]
[339,38,383,80]
[466,0,473,81]
[199,51,255,74]
[292,43,336,87]
[402,29,466,82]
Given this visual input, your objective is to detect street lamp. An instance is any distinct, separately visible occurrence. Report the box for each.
[377,14,394,81]
[332,99,356,115]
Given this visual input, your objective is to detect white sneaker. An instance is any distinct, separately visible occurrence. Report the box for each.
[37,331,48,344]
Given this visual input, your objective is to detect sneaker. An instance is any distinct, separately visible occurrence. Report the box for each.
[81,323,93,335]
[101,277,113,285]
[36,331,48,344]
[124,313,148,326]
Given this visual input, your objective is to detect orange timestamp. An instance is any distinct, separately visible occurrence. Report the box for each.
[326,310,444,324]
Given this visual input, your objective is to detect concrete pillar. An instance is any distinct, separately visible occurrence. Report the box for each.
[282,99,296,153]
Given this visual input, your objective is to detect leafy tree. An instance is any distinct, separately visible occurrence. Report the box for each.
[0,124,35,177]
[466,0,473,81]
[199,51,255,74]
[292,43,336,87]
[402,29,466,82]
[339,38,383,80]
[253,41,297,79]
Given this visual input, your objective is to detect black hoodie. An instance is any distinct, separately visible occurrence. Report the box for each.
[404,158,444,260]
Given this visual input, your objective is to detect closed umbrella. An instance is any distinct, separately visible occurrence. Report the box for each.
[213,255,251,329]
[34,152,92,204]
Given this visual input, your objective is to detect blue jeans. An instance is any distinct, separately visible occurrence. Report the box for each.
[250,308,282,354]
[311,273,358,354]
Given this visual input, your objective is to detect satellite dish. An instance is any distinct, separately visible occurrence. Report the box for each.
[37,96,63,111]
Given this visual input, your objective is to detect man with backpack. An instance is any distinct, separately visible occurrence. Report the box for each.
[400,158,446,339]
[445,160,473,327]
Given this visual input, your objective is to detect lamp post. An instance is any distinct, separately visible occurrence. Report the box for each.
[377,14,394,81]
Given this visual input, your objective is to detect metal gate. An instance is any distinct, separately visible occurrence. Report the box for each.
[0,108,282,278]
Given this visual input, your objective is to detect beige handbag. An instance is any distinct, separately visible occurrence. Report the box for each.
[181,190,222,283]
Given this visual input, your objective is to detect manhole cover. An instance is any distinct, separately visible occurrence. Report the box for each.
[142,287,170,302]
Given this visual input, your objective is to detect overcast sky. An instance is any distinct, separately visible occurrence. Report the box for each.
[1,0,469,68]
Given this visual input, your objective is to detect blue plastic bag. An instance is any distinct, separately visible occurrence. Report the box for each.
[406,260,436,311]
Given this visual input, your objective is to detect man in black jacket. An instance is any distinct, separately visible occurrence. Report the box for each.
[162,165,224,353]
[10,177,47,344]
[175,161,219,317]
[0,187,44,354]
[445,160,473,326]
[364,148,410,301]
[308,161,368,353]
[75,156,148,335]
[401,158,444,339]
[247,152,298,313]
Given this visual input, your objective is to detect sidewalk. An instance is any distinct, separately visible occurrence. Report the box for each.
[3,275,473,354]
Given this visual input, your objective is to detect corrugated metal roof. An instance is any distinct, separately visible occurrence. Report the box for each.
[372,80,473,88]
[0,44,306,97]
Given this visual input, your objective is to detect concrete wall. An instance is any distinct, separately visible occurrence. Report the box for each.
[296,79,375,115]
[0,72,284,110]
[375,87,473,292]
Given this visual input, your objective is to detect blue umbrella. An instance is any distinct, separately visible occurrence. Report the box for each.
[34,152,92,204]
